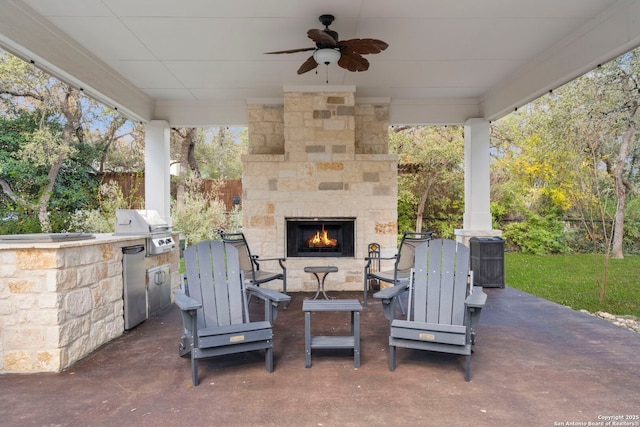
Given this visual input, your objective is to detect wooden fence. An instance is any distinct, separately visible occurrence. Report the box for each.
[96,173,242,211]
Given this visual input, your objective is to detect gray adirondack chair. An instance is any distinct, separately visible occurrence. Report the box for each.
[373,239,487,381]
[174,240,291,386]
[221,232,287,294]
[363,231,433,306]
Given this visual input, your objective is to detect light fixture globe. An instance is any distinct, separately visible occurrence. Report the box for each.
[313,48,341,65]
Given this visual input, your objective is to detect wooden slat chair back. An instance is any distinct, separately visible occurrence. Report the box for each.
[386,239,487,381]
[184,241,249,330]
[174,240,290,386]
[408,239,468,325]
[363,231,433,306]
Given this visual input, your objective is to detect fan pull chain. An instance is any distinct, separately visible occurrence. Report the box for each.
[325,65,329,84]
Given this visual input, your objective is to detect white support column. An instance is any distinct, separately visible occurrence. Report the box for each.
[144,120,171,223]
[455,118,501,246]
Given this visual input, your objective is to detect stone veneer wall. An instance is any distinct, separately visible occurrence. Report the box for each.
[0,235,179,373]
[243,88,398,293]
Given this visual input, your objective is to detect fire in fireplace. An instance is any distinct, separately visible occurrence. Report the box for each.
[286,218,355,257]
[306,224,338,249]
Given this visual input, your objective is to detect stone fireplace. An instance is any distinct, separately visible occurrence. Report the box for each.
[242,86,397,293]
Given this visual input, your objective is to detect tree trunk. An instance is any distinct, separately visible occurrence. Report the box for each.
[415,179,434,232]
[175,128,199,205]
[187,129,200,177]
[610,120,635,258]
[37,119,75,232]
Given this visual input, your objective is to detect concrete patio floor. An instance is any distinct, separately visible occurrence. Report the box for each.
[1,287,639,426]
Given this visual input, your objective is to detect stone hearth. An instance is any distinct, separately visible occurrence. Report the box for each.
[242,86,397,293]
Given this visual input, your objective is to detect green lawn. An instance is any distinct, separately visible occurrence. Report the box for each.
[505,253,640,317]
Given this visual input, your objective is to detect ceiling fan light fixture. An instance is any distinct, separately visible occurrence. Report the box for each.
[313,48,341,65]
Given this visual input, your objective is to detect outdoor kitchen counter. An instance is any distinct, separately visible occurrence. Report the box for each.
[0,232,145,248]
[0,233,180,374]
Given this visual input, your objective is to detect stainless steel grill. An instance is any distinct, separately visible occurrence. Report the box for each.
[115,209,175,256]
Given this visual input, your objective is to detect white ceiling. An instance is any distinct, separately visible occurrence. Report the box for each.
[1,0,639,126]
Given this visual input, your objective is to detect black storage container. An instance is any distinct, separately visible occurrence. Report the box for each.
[469,237,505,288]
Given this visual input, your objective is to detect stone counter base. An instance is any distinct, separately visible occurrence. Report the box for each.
[0,234,179,373]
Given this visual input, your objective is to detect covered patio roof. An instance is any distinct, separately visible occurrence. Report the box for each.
[1,0,639,126]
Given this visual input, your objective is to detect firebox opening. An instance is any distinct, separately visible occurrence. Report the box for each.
[286,218,355,258]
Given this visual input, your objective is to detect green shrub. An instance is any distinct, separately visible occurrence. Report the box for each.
[68,181,128,233]
[171,179,230,246]
[503,214,568,254]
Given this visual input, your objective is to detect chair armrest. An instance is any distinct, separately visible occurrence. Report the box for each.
[373,283,409,300]
[374,283,410,321]
[365,255,397,261]
[252,256,286,262]
[246,284,291,303]
[246,284,291,323]
[465,286,487,308]
[173,290,202,311]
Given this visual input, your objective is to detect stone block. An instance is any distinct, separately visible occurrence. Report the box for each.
[306,152,332,163]
[65,288,93,317]
[279,177,316,192]
[0,299,13,315]
[313,110,332,119]
[13,294,37,310]
[375,221,398,234]
[373,186,391,196]
[16,249,59,270]
[101,276,123,303]
[38,293,60,309]
[8,279,34,293]
[56,268,78,292]
[356,104,374,115]
[284,94,313,112]
[249,215,275,228]
[263,105,284,122]
[318,182,344,191]
[80,247,102,266]
[363,172,380,182]
[59,317,89,347]
[317,162,344,171]
[374,105,390,121]
[323,118,347,131]
[36,349,61,371]
[4,351,33,372]
[305,145,325,153]
[65,334,91,367]
[99,244,116,261]
[27,308,63,326]
[332,145,347,153]
[89,319,107,350]
[4,326,45,348]
[337,105,355,116]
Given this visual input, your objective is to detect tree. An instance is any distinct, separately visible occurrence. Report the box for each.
[172,128,202,205]
[390,126,464,236]
[583,52,640,258]
[0,51,134,232]
[195,127,247,179]
[0,50,82,232]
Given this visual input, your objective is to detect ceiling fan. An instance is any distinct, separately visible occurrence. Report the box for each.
[265,14,388,75]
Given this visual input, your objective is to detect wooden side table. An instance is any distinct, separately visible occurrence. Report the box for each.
[303,299,363,368]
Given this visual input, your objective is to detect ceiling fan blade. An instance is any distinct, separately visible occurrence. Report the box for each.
[265,47,316,54]
[338,38,389,55]
[297,55,319,75]
[338,50,369,72]
[307,29,337,47]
